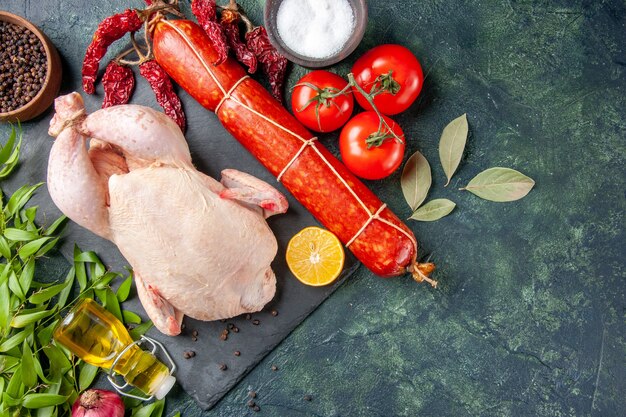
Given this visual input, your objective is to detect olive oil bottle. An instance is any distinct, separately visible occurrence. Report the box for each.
[54,298,175,399]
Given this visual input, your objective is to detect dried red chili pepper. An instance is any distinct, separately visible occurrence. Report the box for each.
[220,8,257,74]
[245,26,288,103]
[191,0,229,65]
[82,9,143,94]
[101,61,135,108]
[139,60,186,132]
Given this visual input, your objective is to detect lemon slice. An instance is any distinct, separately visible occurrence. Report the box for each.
[286,227,345,286]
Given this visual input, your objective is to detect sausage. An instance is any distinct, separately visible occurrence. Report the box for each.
[151,19,435,284]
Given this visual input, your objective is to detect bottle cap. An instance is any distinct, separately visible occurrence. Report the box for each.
[153,375,176,400]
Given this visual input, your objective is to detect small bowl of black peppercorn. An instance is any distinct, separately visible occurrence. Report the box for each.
[0,11,62,122]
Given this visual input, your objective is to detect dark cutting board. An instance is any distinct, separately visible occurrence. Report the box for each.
[0,3,359,410]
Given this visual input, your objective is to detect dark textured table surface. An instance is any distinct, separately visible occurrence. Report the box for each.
[1,0,625,416]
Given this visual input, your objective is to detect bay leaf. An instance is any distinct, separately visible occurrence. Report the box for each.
[401,151,432,210]
[439,114,469,186]
[409,199,456,221]
[460,167,535,202]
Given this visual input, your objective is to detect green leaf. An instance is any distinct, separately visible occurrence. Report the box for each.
[43,345,72,375]
[0,329,28,352]
[56,267,75,309]
[0,137,21,180]
[105,289,123,323]
[35,405,56,417]
[129,321,153,340]
[0,282,10,331]
[93,272,118,290]
[116,275,133,302]
[21,340,37,388]
[11,309,55,328]
[29,282,70,305]
[401,151,432,211]
[460,167,535,202]
[5,364,22,396]
[74,250,103,264]
[18,237,51,260]
[35,237,60,258]
[2,392,23,407]
[43,215,67,237]
[4,183,42,217]
[132,402,158,417]
[78,362,99,391]
[74,246,87,292]
[3,228,39,242]
[8,270,25,300]
[20,257,36,295]
[122,388,145,409]
[36,319,59,347]
[0,124,17,164]
[94,288,107,305]
[32,349,54,384]
[22,394,68,408]
[0,236,11,259]
[122,310,142,325]
[93,261,106,279]
[439,113,469,186]
[152,399,165,417]
[0,262,10,286]
[0,354,20,372]
[35,374,62,417]
[23,206,38,225]
[409,199,456,221]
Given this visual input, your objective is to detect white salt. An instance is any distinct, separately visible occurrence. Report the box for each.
[276,0,356,59]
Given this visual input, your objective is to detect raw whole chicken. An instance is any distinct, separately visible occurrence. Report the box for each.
[47,92,288,336]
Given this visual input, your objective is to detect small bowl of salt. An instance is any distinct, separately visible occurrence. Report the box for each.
[264,0,367,68]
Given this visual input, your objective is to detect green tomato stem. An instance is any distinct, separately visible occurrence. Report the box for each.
[346,73,404,146]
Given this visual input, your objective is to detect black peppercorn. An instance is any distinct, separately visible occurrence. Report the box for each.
[0,21,47,113]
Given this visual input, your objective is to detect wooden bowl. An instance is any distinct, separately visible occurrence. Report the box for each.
[0,11,62,123]
[264,0,368,68]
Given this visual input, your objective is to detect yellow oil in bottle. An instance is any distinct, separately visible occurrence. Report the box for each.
[54,298,174,398]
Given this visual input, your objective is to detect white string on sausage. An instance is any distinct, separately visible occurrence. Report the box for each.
[162,20,417,251]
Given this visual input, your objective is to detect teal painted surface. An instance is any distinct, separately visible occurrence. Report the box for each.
[168,1,625,415]
[1,0,624,415]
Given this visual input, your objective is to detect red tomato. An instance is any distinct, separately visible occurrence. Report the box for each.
[351,44,424,115]
[291,71,354,132]
[339,111,405,180]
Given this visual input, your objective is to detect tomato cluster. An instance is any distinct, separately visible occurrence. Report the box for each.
[291,44,424,180]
